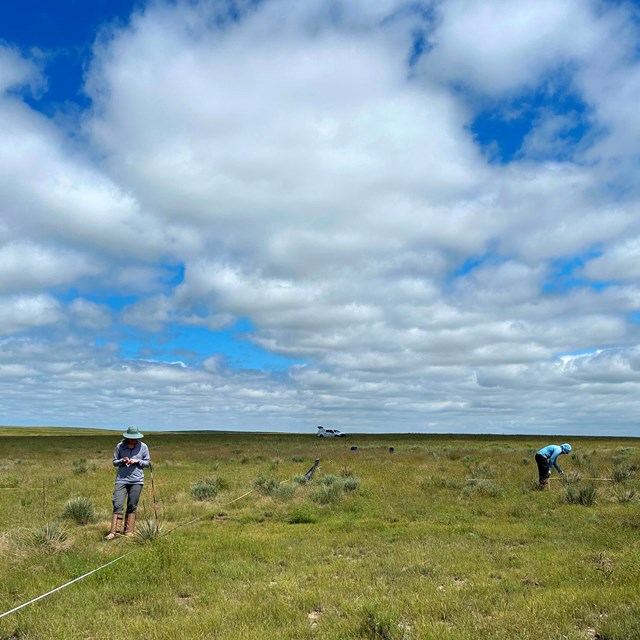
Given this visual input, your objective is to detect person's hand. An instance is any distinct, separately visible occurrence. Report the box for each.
[122,456,131,466]
[129,458,139,465]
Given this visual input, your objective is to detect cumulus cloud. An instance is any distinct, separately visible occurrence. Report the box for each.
[1,0,640,434]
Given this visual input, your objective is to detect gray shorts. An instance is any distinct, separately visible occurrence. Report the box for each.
[112,483,144,514]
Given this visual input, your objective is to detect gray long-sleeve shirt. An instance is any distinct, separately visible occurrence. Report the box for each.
[112,440,151,484]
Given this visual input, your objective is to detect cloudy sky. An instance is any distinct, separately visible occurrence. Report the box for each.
[1,0,640,435]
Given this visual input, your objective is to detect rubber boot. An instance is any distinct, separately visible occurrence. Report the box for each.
[105,514,123,540]
[124,513,136,536]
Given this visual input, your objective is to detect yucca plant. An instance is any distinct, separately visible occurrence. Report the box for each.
[62,496,96,525]
[134,517,163,542]
[565,483,598,506]
[24,521,69,547]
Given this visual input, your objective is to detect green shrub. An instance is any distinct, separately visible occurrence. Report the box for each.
[310,483,341,505]
[62,496,96,525]
[611,465,634,483]
[292,474,308,485]
[460,479,503,499]
[191,477,228,501]
[321,474,342,486]
[291,455,305,463]
[613,485,636,504]
[254,476,279,496]
[273,483,296,501]
[565,483,598,506]
[0,474,20,488]
[343,477,360,492]
[72,459,91,475]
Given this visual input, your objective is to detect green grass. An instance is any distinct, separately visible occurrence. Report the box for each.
[0,429,639,639]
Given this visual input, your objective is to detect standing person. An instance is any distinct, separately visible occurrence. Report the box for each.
[105,426,151,540]
[535,443,572,489]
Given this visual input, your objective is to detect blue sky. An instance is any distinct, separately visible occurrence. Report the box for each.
[1,0,640,435]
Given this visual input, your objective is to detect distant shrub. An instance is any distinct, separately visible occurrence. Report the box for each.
[311,483,341,505]
[521,457,531,465]
[611,465,635,484]
[460,479,503,499]
[191,477,228,501]
[72,459,89,475]
[62,496,96,525]
[343,477,360,492]
[274,483,296,501]
[292,474,308,485]
[565,483,598,506]
[467,463,494,479]
[291,455,305,463]
[613,485,636,504]
[321,475,342,486]
[254,476,279,496]
[0,474,20,488]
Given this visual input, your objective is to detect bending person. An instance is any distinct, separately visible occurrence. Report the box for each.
[535,443,571,489]
[105,426,151,540]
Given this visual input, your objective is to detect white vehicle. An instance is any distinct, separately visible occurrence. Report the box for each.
[316,426,346,438]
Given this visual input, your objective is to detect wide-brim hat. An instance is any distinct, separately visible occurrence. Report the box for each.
[122,426,144,439]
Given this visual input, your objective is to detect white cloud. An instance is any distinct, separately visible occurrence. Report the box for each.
[1,0,640,434]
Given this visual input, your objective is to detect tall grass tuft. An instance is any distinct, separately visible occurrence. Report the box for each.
[310,483,341,505]
[612,485,636,504]
[611,465,635,483]
[62,496,96,525]
[360,604,402,640]
[254,476,279,496]
[191,476,228,501]
[565,483,598,506]
[460,478,503,499]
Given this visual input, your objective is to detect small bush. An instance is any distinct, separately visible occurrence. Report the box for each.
[191,477,228,501]
[0,474,20,488]
[291,455,305,463]
[292,474,308,485]
[565,483,598,506]
[460,479,503,499]
[273,483,296,501]
[311,483,341,505]
[343,477,360,492]
[72,459,91,475]
[340,467,354,477]
[321,474,342,487]
[467,463,494,479]
[611,465,634,484]
[613,485,636,504]
[254,476,279,496]
[62,496,96,525]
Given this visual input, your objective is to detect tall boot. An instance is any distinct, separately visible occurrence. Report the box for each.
[105,514,123,540]
[123,513,136,536]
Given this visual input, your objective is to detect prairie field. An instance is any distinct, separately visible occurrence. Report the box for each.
[1,428,639,640]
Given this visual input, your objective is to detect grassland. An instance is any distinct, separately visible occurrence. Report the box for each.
[0,429,639,639]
